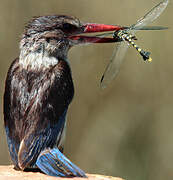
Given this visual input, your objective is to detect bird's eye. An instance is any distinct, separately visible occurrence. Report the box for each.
[63,23,72,29]
[62,23,78,33]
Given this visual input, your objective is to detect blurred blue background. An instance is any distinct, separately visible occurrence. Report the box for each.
[0,0,172,180]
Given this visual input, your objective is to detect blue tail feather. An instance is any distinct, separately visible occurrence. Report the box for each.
[36,148,87,177]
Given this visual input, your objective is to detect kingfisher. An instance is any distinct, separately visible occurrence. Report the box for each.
[3,15,123,177]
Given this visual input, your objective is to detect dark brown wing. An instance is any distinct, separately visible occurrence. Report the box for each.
[4,58,21,168]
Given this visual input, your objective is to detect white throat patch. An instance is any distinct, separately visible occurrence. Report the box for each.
[19,51,59,69]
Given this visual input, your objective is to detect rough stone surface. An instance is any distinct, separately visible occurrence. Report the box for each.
[0,165,124,180]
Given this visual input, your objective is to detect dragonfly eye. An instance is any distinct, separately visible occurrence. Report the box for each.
[113,31,124,41]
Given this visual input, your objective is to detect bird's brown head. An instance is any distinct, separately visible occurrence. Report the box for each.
[19,15,123,66]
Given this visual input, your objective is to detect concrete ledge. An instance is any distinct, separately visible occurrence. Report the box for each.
[0,165,124,180]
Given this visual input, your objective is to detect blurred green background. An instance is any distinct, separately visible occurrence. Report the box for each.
[0,0,172,180]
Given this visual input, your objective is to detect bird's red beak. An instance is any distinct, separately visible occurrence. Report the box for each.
[69,23,124,43]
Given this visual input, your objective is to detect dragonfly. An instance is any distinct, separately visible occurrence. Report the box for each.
[100,0,169,88]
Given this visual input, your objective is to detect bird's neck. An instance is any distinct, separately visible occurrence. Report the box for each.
[19,50,59,70]
[19,39,69,70]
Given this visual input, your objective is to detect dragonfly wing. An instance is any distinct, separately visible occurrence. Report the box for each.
[131,0,169,30]
[100,41,129,89]
[133,25,168,30]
